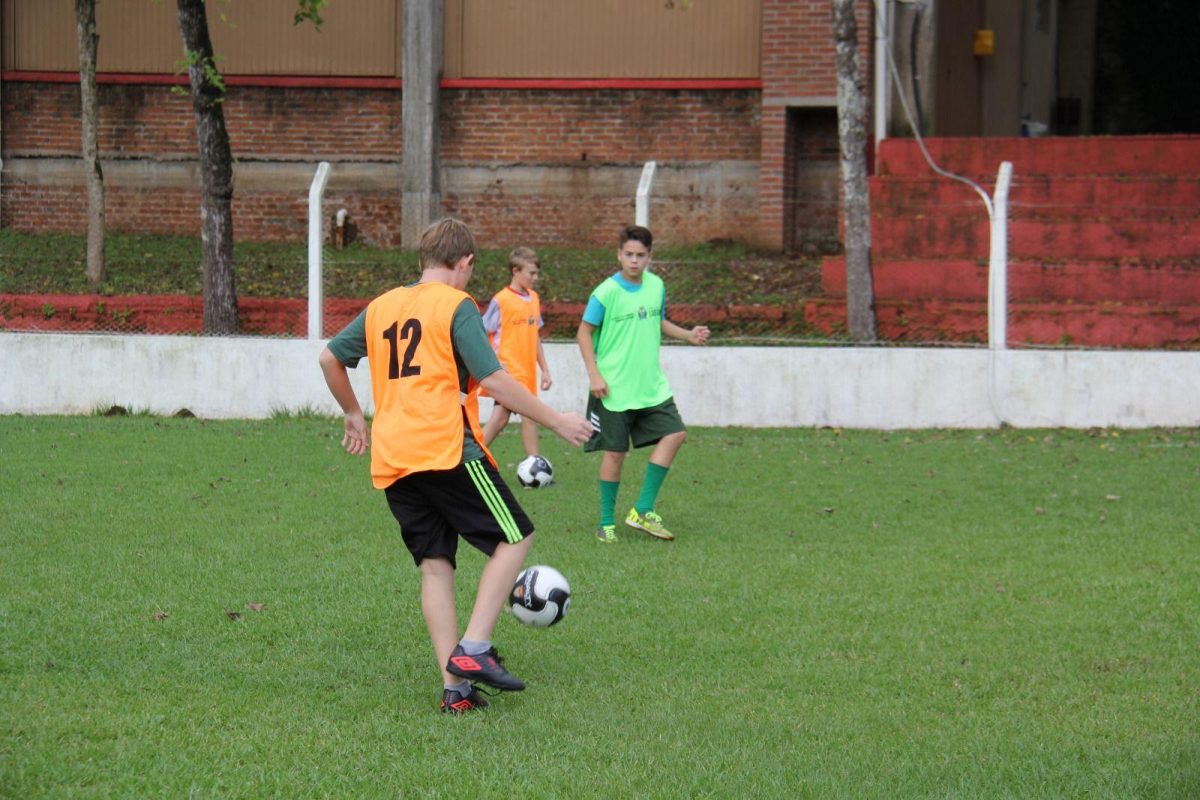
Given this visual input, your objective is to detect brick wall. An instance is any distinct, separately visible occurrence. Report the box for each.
[1,82,403,159]
[2,81,758,247]
[442,89,760,163]
[758,0,871,250]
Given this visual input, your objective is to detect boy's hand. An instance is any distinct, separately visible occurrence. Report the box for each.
[541,372,553,391]
[690,326,711,346]
[588,374,609,399]
[342,412,370,455]
[554,412,594,446]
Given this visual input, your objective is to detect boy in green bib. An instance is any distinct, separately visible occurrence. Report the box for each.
[576,225,710,543]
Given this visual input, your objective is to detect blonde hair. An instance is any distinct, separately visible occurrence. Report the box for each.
[419,218,476,270]
[508,246,540,274]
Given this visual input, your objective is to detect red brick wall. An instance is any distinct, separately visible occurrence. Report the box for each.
[2,81,757,247]
[759,0,871,250]
[442,89,760,163]
[2,82,403,159]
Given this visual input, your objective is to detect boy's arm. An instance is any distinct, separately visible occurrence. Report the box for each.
[576,320,608,398]
[662,318,711,346]
[318,347,369,455]
[536,337,552,390]
[479,370,591,445]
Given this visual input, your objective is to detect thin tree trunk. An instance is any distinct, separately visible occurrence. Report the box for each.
[176,0,238,335]
[832,0,877,342]
[75,0,105,290]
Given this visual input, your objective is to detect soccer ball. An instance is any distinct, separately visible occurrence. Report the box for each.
[516,455,554,488]
[509,565,571,628]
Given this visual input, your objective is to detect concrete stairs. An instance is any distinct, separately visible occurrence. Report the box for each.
[816,136,1200,347]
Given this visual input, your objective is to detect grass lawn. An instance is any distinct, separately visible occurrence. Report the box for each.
[1,418,1197,797]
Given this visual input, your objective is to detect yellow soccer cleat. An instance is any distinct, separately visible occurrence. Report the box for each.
[625,508,675,541]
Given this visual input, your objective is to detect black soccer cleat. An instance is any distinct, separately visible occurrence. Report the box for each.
[446,645,525,691]
[440,684,490,715]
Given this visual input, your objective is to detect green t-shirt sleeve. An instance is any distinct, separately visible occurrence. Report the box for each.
[452,299,502,382]
[326,309,368,367]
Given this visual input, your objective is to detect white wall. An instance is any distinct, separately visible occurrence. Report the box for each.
[2,333,1198,428]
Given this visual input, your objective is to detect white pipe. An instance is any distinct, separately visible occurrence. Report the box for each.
[635,160,657,228]
[307,162,332,340]
[988,161,1013,351]
[873,0,890,156]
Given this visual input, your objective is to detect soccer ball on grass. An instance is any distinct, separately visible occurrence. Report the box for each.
[516,455,554,488]
[509,565,570,627]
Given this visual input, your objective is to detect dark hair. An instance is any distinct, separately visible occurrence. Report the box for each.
[619,225,653,251]
[508,246,540,274]
[419,218,476,270]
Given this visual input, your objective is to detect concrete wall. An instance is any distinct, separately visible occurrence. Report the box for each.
[2,333,1197,429]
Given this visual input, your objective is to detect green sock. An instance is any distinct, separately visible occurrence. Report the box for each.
[599,480,620,527]
[636,463,670,515]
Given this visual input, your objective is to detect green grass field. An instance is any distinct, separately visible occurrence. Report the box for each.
[1,417,1197,798]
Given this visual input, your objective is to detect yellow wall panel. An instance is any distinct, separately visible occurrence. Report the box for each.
[2,0,757,79]
[455,0,760,79]
[2,0,399,76]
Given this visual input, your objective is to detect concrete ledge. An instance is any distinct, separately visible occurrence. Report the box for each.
[2,333,1197,428]
[2,157,758,197]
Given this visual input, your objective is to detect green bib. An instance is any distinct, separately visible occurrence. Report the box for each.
[591,272,672,411]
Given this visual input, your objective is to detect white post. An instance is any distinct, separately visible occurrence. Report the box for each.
[873,0,890,155]
[635,160,657,228]
[987,161,1013,350]
[307,161,332,340]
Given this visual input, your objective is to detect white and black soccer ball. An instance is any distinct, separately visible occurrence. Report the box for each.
[516,455,554,488]
[509,565,571,628]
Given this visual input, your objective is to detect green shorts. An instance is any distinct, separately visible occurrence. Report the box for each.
[584,395,685,453]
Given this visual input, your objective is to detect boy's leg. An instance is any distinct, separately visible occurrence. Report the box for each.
[519,415,539,458]
[419,556,461,685]
[482,404,511,446]
[584,395,631,540]
[437,460,533,691]
[462,535,533,645]
[600,450,625,525]
[638,430,687,512]
[626,400,688,539]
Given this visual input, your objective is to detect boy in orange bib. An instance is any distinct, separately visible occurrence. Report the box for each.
[481,247,552,458]
[318,219,591,714]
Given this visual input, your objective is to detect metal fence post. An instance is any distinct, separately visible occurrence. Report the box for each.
[308,162,332,340]
[988,161,1013,350]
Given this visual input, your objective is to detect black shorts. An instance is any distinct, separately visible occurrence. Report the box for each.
[584,395,686,453]
[383,459,533,568]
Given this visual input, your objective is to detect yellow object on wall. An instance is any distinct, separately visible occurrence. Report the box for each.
[974,29,996,56]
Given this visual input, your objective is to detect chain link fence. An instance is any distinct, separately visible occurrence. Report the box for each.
[0,244,836,343]
[3,200,1196,349]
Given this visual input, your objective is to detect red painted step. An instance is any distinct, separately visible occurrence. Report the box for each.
[822,257,1200,303]
[805,297,1200,349]
[871,176,1200,218]
[871,216,1199,261]
[876,136,1200,179]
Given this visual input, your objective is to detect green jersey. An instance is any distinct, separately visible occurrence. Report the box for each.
[588,271,672,412]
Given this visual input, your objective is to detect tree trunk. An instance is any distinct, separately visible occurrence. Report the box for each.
[74,0,105,290]
[832,0,877,342]
[176,0,238,335]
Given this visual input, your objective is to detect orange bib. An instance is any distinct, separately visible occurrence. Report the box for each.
[364,283,493,488]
